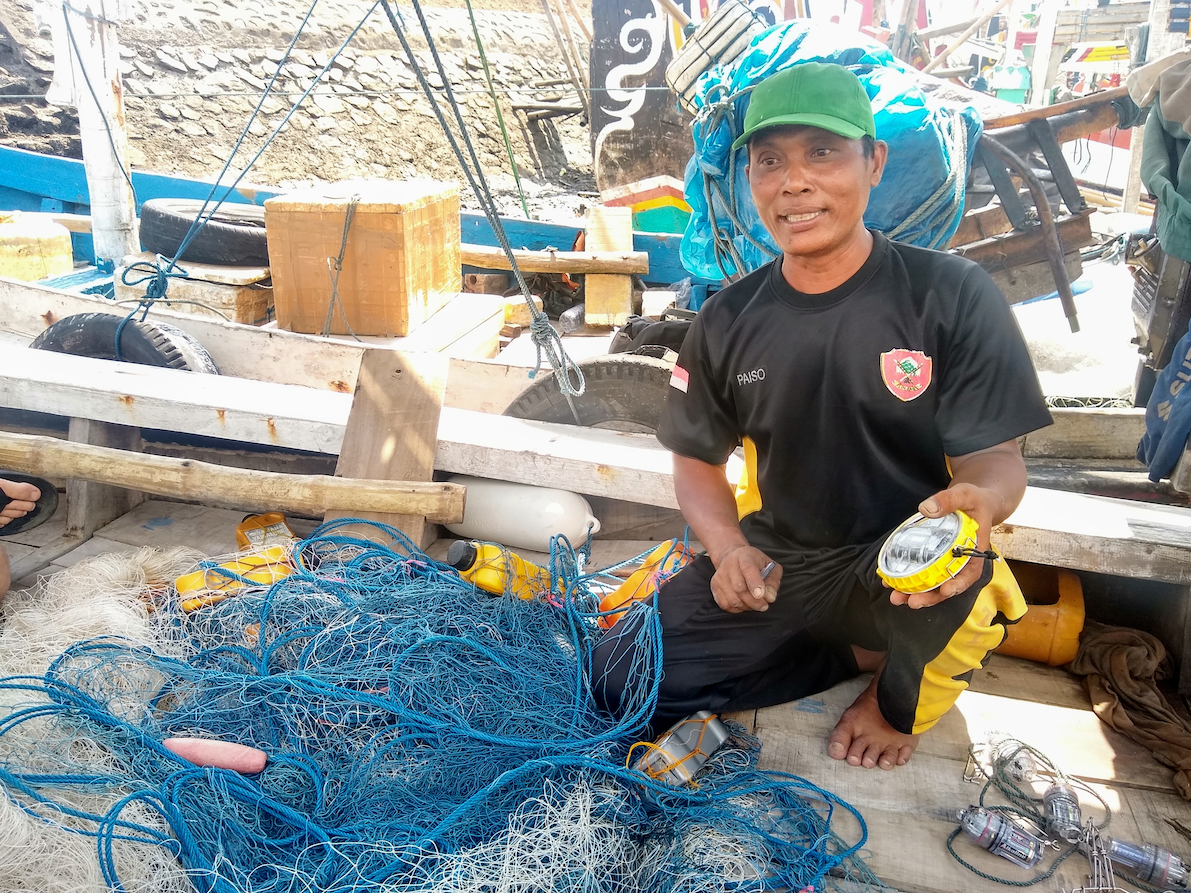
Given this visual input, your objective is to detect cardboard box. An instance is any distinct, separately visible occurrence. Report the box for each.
[265,180,461,337]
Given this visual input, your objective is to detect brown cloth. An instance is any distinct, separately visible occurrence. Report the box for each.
[1068,621,1191,800]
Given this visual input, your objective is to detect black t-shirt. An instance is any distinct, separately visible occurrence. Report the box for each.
[658,231,1053,549]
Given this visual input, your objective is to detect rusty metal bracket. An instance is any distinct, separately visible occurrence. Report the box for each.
[979,134,1081,333]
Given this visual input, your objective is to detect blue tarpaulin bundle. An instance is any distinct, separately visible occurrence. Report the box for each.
[680,19,983,281]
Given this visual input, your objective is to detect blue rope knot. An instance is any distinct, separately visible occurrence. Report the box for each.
[120,254,189,304]
[114,255,190,361]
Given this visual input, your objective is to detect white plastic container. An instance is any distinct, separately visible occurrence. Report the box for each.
[445,475,601,552]
[0,211,74,282]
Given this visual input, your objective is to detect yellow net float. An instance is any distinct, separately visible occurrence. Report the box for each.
[876,510,985,594]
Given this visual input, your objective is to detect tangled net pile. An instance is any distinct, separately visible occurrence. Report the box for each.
[0,521,883,892]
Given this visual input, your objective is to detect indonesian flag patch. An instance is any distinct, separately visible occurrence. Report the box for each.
[880,349,932,402]
[669,364,689,393]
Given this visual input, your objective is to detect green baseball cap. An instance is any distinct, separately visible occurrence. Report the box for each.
[731,61,875,152]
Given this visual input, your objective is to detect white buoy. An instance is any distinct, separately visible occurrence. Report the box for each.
[445,475,601,552]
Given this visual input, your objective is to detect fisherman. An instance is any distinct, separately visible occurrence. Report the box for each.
[0,477,40,600]
[594,62,1053,770]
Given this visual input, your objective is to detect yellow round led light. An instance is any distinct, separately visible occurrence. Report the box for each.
[877,510,980,594]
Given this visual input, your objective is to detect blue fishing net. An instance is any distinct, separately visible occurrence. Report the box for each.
[681,19,984,280]
[0,520,885,892]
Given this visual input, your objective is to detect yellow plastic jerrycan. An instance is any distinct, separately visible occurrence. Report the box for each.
[175,545,295,613]
[446,540,555,601]
[0,211,73,281]
[996,562,1085,666]
[598,539,695,629]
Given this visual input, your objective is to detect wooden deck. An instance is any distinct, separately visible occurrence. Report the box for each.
[6,499,1190,893]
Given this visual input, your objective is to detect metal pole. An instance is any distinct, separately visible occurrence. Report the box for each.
[980,134,1081,333]
[538,0,590,118]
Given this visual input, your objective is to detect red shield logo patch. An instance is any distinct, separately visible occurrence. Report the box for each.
[880,349,933,402]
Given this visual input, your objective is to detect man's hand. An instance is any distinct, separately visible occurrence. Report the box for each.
[888,482,1000,610]
[712,544,781,613]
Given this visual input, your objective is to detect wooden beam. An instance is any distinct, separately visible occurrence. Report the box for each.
[65,418,144,537]
[1028,0,1060,107]
[983,85,1129,130]
[917,15,979,41]
[0,346,682,506]
[462,244,649,274]
[952,210,1093,269]
[1020,407,1147,460]
[328,350,448,547]
[949,204,1014,247]
[0,346,351,454]
[0,431,466,522]
[0,277,533,410]
[921,0,1016,75]
[37,215,647,276]
[434,409,687,508]
[992,487,1191,584]
[583,206,635,327]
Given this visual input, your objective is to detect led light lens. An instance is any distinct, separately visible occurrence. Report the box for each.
[877,511,980,594]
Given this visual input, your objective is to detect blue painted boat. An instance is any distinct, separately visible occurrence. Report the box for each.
[0,144,709,301]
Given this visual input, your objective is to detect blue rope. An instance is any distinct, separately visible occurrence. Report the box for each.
[379,0,585,402]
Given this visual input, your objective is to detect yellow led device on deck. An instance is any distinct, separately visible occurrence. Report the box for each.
[877,510,981,594]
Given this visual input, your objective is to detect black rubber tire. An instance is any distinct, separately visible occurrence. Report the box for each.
[503,354,674,433]
[30,312,220,373]
[139,198,269,266]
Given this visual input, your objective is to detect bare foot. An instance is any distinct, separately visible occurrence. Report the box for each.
[0,478,40,529]
[828,674,919,770]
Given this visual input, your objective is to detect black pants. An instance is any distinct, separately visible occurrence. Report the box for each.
[592,520,997,735]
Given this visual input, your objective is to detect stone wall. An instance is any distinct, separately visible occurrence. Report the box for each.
[0,0,594,216]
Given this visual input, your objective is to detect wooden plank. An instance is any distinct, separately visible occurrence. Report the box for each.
[115,250,270,286]
[0,347,682,505]
[5,348,1191,578]
[952,211,1093,268]
[94,499,252,556]
[0,431,465,522]
[434,410,682,508]
[65,418,145,538]
[1020,407,1147,460]
[994,487,1191,584]
[462,243,649,274]
[969,653,1089,710]
[0,346,352,453]
[1028,0,1060,107]
[948,204,1013,248]
[373,292,504,356]
[0,277,531,407]
[583,206,634,327]
[327,350,448,548]
[3,512,86,582]
[983,86,1129,130]
[755,676,1174,790]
